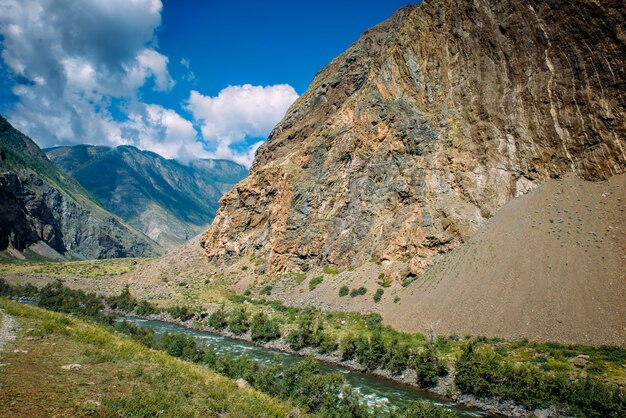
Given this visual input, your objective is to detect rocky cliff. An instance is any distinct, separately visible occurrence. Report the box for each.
[0,116,161,260]
[47,145,247,250]
[203,0,625,275]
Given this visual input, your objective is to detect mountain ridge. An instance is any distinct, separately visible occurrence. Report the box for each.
[0,115,162,260]
[46,144,247,249]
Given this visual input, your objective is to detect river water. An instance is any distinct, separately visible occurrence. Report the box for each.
[117,315,487,417]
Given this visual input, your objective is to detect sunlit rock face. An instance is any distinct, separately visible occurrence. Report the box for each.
[202,0,625,275]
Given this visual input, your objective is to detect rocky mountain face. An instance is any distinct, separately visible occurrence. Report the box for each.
[203,0,625,276]
[47,145,247,250]
[0,116,161,260]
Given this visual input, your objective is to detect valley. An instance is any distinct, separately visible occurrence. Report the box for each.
[0,0,624,416]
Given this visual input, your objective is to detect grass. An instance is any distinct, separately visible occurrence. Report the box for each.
[0,258,151,278]
[308,276,324,291]
[0,298,296,417]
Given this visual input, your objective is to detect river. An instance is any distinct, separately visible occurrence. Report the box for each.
[117,315,488,417]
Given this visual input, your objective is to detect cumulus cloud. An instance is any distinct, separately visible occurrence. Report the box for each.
[186,84,298,166]
[0,0,179,150]
[0,0,299,167]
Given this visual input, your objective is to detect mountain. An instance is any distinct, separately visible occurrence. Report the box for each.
[194,0,625,343]
[46,145,247,250]
[0,115,162,261]
[203,0,625,275]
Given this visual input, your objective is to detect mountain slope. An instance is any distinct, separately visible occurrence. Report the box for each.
[46,145,247,250]
[203,0,625,275]
[0,115,161,260]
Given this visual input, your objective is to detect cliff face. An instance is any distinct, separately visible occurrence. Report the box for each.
[0,116,161,260]
[203,0,625,275]
[47,145,247,250]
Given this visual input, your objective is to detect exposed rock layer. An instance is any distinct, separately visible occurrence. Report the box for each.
[203,0,625,275]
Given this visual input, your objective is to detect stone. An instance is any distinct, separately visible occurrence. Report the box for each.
[61,363,83,371]
[202,0,625,275]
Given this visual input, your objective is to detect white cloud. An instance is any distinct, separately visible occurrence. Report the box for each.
[187,84,298,144]
[0,0,177,149]
[121,103,207,162]
[185,84,298,167]
[0,0,299,168]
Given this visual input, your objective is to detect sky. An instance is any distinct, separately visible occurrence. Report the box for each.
[0,0,414,167]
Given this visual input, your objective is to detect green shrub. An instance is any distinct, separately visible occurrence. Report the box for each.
[366,313,383,329]
[415,344,446,388]
[338,285,349,297]
[309,276,324,291]
[373,288,384,303]
[350,286,367,297]
[454,341,625,415]
[108,286,138,311]
[322,266,338,275]
[260,285,272,295]
[228,306,250,335]
[157,332,203,362]
[250,312,281,342]
[339,335,358,361]
[207,305,228,329]
[395,401,456,418]
[386,341,412,375]
[167,305,194,321]
[135,300,160,316]
[38,279,105,320]
[117,320,154,346]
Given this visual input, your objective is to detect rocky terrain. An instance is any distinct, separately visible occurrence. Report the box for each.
[47,145,247,250]
[202,0,625,277]
[0,115,161,260]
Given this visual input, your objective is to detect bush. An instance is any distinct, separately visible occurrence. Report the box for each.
[355,333,386,371]
[157,332,203,362]
[167,305,194,321]
[250,312,281,342]
[366,313,383,329]
[260,285,272,295]
[373,288,384,303]
[309,276,324,291]
[228,306,249,335]
[38,279,105,320]
[207,305,228,329]
[107,285,137,312]
[350,287,367,297]
[456,342,625,415]
[395,401,456,418]
[415,344,446,388]
[135,300,160,316]
[322,266,338,275]
[117,320,154,346]
[338,285,349,297]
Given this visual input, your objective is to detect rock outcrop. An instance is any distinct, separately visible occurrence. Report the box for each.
[0,115,161,260]
[203,0,625,275]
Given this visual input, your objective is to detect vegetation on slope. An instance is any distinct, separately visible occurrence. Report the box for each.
[0,282,456,417]
[0,299,293,417]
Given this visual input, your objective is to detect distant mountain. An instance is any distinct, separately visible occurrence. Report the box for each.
[46,145,247,250]
[0,115,162,261]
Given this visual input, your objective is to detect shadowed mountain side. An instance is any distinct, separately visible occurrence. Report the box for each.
[0,115,161,260]
[47,145,247,250]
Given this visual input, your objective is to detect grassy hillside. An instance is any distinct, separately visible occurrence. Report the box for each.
[0,298,295,417]
[46,145,247,249]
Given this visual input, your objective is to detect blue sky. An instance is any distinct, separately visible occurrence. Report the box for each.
[0,0,414,166]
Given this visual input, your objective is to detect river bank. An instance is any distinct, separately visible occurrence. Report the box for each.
[134,310,541,417]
